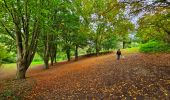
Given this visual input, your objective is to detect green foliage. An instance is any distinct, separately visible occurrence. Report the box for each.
[32,53,42,62]
[137,13,170,43]
[101,35,117,50]
[122,47,139,54]
[0,45,15,64]
[0,89,19,100]
[139,40,170,53]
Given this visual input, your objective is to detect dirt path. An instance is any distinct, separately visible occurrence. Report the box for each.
[24,53,170,100]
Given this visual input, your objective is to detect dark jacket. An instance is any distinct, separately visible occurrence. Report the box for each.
[116,51,121,55]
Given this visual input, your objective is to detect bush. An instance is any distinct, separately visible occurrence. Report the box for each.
[139,40,170,53]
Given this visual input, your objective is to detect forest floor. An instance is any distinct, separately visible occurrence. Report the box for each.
[0,53,170,99]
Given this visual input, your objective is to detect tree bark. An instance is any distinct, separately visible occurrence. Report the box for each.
[75,45,78,61]
[51,56,54,66]
[95,41,99,56]
[54,52,57,63]
[44,33,50,69]
[123,41,126,49]
[16,61,28,79]
[96,47,99,56]
[44,58,49,69]
[50,45,57,66]
[66,48,71,61]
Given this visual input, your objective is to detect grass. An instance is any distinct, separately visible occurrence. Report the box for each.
[1,47,140,71]
[1,61,43,71]
[121,47,139,54]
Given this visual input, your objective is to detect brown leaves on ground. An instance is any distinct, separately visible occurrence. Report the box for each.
[0,79,35,99]
[0,53,169,99]
[23,53,170,100]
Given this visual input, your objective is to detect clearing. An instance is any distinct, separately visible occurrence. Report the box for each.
[0,53,170,99]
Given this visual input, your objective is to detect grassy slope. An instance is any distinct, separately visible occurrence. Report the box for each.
[1,61,43,71]
[121,47,139,54]
[1,47,139,71]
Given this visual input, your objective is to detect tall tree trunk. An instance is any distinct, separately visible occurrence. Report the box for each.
[96,47,99,56]
[16,61,28,79]
[95,41,99,56]
[50,45,57,66]
[51,56,54,66]
[54,52,57,63]
[50,47,54,66]
[44,58,49,69]
[123,41,126,49]
[66,48,71,61]
[43,54,49,69]
[75,45,78,61]
[44,34,50,69]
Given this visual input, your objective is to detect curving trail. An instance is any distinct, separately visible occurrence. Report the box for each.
[23,53,170,100]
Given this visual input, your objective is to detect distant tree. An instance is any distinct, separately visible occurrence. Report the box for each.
[72,27,88,60]
[114,14,135,49]
[74,0,124,55]
[55,1,85,61]
[37,0,59,69]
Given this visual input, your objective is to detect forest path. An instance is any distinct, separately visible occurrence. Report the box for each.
[26,53,170,100]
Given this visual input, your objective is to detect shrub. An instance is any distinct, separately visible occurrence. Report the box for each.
[139,40,170,53]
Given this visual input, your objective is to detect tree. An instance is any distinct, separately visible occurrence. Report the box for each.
[72,26,88,60]
[120,0,170,14]
[37,0,59,68]
[137,13,170,44]
[0,0,45,79]
[114,14,135,49]
[74,0,123,55]
[101,34,117,50]
[55,1,82,61]
[120,0,170,45]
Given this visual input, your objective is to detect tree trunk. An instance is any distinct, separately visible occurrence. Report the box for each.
[16,61,28,79]
[96,47,99,56]
[75,45,78,61]
[44,58,49,69]
[66,48,71,61]
[51,57,54,66]
[16,69,27,79]
[95,42,99,56]
[43,51,49,69]
[50,45,57,66]
[16,52,33,79]
[54,53,57,63]
[95,39,99,56]
[50,48,54,66]
[123,41,126,49]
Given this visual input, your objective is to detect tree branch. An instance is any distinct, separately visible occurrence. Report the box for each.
[0,20,15,40]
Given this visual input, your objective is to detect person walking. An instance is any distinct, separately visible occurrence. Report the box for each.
[116,49,121,60]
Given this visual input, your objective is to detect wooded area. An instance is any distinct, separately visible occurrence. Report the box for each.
[0,0,169,79]
[0,0,170,99]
